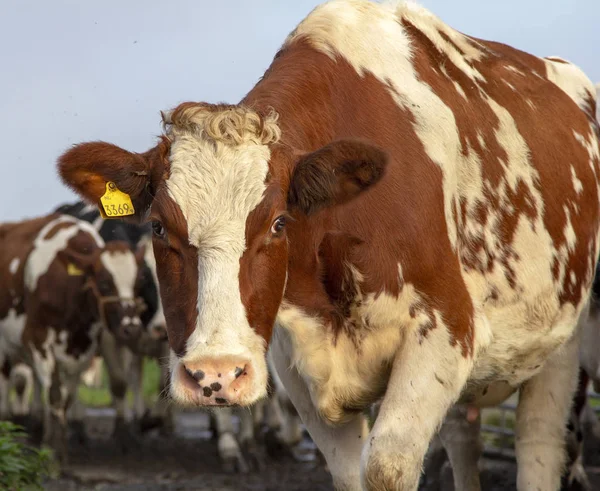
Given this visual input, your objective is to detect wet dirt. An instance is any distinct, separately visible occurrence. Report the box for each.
[41,409,600,491]
[43,409,332,491]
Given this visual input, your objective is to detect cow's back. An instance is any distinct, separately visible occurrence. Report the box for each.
[286,0,599,319]
[0,214,59,320]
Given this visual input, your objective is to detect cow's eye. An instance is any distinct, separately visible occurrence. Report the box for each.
[271,216,286,235]
[152,221,166,239]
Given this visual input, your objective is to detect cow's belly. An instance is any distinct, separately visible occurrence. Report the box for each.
[461,291,585,408]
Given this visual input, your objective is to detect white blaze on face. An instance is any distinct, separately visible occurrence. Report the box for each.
[25,216,104,292]
[166,132,270,362]
[100,250,138,300]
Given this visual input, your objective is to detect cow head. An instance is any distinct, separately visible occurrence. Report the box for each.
[57,103,387,407]
[58,239,147,342]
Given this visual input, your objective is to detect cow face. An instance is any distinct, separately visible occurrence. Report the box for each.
[60,241,146,342]
[57,103,387,407]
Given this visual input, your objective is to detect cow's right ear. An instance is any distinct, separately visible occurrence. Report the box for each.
[57,140,168,222]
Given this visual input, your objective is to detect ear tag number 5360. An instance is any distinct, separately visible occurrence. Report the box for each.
[99,181,135,218]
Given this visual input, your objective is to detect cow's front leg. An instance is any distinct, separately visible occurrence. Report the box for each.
[127,353,145,421]
[212,406,249,473]
[67,395,88,446]
[28,340,65,461]
[42,365,69,463]
[362,326,473,491]
[28,373,44,442]
[155,354,175,434]
[10,364,33,418]
[238,404,265,470]
[515,331,580,491]
[100,331,140,450]
[271,328,367,491]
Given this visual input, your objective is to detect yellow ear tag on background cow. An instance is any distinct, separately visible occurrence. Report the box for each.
[99,181,135,218]
[67,263,84,276]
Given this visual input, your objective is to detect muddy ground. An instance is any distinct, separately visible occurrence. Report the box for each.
[41,409,600,491]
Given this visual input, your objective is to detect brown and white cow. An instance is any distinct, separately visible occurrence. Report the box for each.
[56,1,600,489]
[0,213,145,462]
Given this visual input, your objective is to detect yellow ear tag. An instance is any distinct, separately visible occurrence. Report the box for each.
[99,181,135,219]
[67,263,84,276]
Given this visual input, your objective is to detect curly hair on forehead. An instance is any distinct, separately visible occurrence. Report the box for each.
[161,102,281,146]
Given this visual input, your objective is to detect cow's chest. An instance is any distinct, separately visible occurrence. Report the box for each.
[53,324,101,376]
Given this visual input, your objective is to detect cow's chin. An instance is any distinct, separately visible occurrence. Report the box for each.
[168,349,269,408]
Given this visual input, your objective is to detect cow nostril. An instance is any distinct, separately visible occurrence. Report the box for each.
[184,366,205,383]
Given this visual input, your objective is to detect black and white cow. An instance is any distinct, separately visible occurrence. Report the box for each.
[55,201,173,440]
[0,212,145,462]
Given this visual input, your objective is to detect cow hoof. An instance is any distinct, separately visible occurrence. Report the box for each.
[10,414,30,429]
[159,419,175,437]
[21,416,43,444]
[561,457,592,491]
[218,432,249,474]
[44,428,68,466]
[263,428,291,460]
[113,417,142,453]
[241,439,265,472]
[561,478,591,491]
[222,454,250,474]
[561,476,592,491]
[219,448,250,474]
[138,410,164,433]
[68,420,88,447]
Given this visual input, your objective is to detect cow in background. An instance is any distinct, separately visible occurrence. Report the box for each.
[0,213,145,462]
[55,202,172,442]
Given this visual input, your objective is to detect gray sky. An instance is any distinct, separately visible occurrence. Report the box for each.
[1,0,598,222]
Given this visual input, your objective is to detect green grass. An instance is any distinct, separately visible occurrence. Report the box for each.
[589,395,600,409]
[481,410,516,448]
[77,358,162,408]
[0,421,56,490]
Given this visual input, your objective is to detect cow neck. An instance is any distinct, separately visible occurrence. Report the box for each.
[241,39,361,324]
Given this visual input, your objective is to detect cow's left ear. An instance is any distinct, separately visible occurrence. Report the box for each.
[287,139,388,216]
